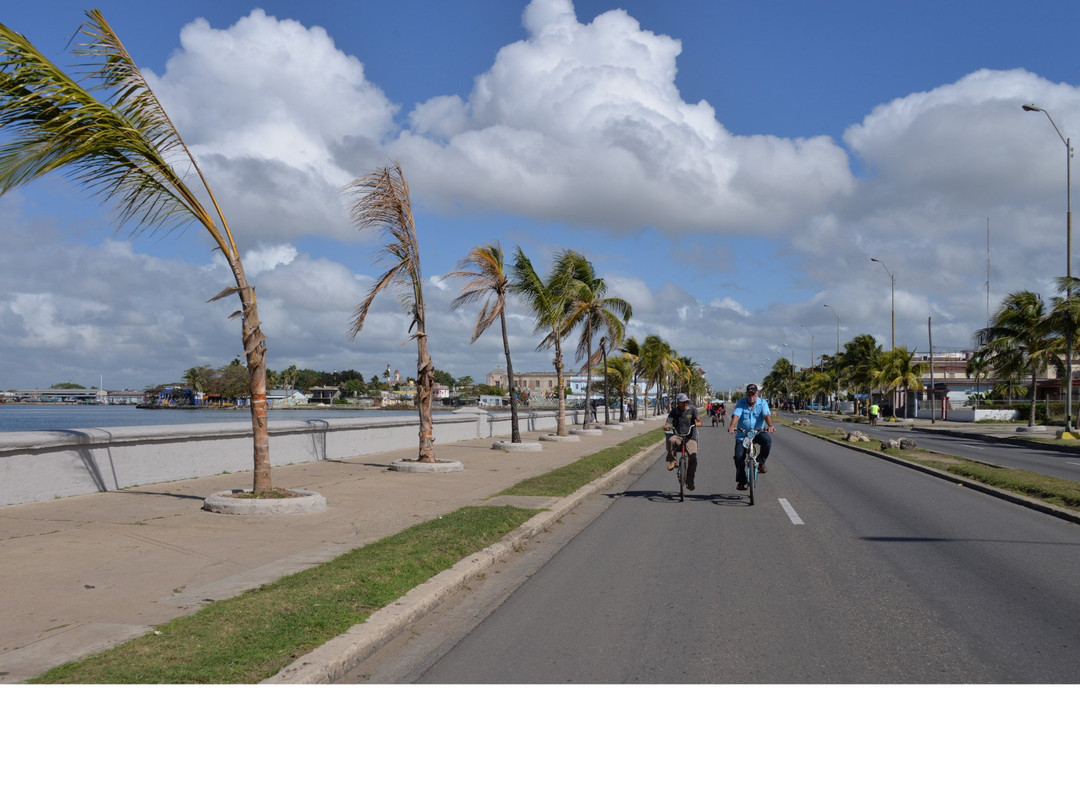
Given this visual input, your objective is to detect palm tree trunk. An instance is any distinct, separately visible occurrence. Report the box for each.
[1030,371,1038,427]
[583,324,594,425]
[235,269,272,493]
[415,328,436,461]
[500,311,521,442]
[554,338,567,436]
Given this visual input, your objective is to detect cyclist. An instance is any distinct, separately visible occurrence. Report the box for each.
[727,384,775,491]
[665,393,701,491]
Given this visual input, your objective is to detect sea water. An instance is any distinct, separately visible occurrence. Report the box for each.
[0,404,418,433]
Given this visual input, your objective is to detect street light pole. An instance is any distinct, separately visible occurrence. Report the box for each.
[824,303,840,412]
[870,257,896,350]
[871,257,897,417]
[1023,103,1074,431]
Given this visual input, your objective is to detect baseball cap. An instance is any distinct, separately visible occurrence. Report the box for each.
[746,384,758,393]
[676,393,689,402]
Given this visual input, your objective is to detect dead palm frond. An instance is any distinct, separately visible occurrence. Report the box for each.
[343,161,436,461]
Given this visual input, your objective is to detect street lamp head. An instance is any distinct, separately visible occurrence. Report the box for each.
[1022,104,1043,112]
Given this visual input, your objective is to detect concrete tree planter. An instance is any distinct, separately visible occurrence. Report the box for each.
[389,459,464,472]
[491,441,543,452]
[539,434,580,442]
[569,427,603,436]
[202,489,328,515]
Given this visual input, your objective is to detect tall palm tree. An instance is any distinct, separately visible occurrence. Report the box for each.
[605,354,634,422]
[511,248,576,436]
[343,162,436,461]
[974,290,1054,427]
[965,353,991,404]
[640,335,675,414]
[840,334,883,413]
[0,12,275,493]
[872,347,927,417]
[1051,276,1080,429]
[562,254,632,425]
[447,242,522,442]
[621,337,643,419]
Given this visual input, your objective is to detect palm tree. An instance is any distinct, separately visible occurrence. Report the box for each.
[0,12,275,493]
[1051,276,1080,429]
[974,290,1054,427]
[562,254,632,425]
[447,242,522,443]
[621,337,643,419]
[965,353,990,404]
[839,334,883,414]
[343,162,437,461]
[872,347,927,417]
[640,335,675,414]
[604,354,634,422]
[511,248,576,436]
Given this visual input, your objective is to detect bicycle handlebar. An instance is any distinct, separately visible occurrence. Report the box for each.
[665,424,694,438]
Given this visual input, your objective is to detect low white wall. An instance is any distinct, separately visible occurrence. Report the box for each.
[913,408,1019,422]
[0,407,601,507]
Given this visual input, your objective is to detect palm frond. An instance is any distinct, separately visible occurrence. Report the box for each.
[0,13,230,250]
[343,162,424,337]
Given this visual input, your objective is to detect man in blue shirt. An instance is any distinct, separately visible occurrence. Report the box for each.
[727,383,775,490]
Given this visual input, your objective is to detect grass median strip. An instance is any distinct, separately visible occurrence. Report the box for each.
[789,422,1080,513]
[32,428,665,684]
[497,427,665,497]
[32,505,540,684]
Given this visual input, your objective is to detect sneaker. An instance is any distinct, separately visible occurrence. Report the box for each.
[758,465,767,473]
[667,461,676,471]
[737,482,748,491]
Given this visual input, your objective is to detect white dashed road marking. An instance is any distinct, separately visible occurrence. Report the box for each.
[778,498,804,525]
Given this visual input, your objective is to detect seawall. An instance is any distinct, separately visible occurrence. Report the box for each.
[0,407,590,506]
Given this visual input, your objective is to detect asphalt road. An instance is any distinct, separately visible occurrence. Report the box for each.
[340,424,1080,684]
[793,411,1080,482]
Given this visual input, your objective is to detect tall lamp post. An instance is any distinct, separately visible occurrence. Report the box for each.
[824,303,840,412]
[802,324,816,409]
[1023,103,1073,431]
[870,257,896,350]
[871,257,897,416]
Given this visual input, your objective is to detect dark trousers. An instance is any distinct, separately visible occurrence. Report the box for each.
[733,432,771,483]
[667,435,698,486]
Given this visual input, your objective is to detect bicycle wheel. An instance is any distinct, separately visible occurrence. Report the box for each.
[747,445,757,506]
[677,450,686,501]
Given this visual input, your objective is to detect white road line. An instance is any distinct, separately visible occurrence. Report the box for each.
[778,498,804,525]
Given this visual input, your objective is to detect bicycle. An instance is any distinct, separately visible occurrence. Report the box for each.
[665,424,693,502]
[741,428,762,506]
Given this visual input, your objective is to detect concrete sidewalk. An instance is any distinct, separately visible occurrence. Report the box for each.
[0,419,664,683]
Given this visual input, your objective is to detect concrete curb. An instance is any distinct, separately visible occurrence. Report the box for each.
[789,424,1080,527]
[263,440,664,683]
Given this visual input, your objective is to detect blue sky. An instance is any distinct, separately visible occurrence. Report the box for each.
[1,0,1079,393]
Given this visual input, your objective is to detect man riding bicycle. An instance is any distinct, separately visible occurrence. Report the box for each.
[727,384,774,491]
[665,393,701,491]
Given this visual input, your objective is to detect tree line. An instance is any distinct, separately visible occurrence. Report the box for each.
[759,279,1079,430]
